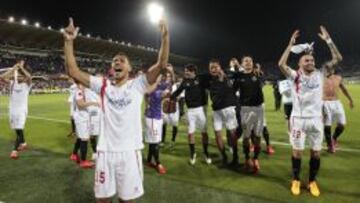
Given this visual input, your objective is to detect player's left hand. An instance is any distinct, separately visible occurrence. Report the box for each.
[165,64,173,73]
[318,25,331,41]
[64,18,80,41]
[349,100,354,109]
[158,17,168,37]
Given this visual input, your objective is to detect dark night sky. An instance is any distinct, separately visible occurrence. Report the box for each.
[0,0,360,63]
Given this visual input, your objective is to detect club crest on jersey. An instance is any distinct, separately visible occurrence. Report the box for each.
[252,76,257,81]
[194,80,199,85]
[227,79,234,87]
[301,78,320,90]
[108,97,132,110]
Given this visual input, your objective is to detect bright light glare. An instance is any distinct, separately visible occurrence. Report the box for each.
[8,16,15,23]
[147,3,164,24]
[21,19,28,25]
[35,22,40,28]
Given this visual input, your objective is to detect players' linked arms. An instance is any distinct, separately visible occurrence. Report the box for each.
[170,82,184,100]
[146,17,170,85]
[319,25,343,70]
[63,18,90,87]
[278,30,299,77]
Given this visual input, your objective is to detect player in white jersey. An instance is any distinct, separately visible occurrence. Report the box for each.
[278,26,343,197]
[0,61,32,159]
[68,79,77,137]
[63,17,169,202]
[278,79,293,131]
[86,86,101,160]
[70,82,100,168]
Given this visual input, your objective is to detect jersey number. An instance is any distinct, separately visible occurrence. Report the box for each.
[95,171,106,184]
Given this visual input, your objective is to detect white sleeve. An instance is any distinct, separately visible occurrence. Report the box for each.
[89,76,103,94]
[287,69,298,80]
[132,75,149,95]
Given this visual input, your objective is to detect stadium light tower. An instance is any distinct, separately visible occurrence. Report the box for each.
[60,28,65,33]
[35,22,40,28]
[47,26,52,30]
[8,16,15,23]
[21,19,28,25]
[147,2,164,24]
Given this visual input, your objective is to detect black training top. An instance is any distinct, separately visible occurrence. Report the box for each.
[202,73,237,111]
[232,71,264,106]
[171,75,208,108]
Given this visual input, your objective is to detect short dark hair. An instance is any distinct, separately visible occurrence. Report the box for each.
[209,58,220,64]
[241,55,253,63]
[184,64,198,73]
[114,52,129,59]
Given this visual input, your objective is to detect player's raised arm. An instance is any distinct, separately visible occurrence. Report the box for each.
[145,75,162,94]
[278,30,299,77]
[63,18,91,87]
[0,63,21,82]
[146,17,170,85]
[18,61,32,85]
[319,26,343,71]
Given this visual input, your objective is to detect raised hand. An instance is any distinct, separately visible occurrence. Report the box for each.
[158,17,168,37]
[318,25,331,41]
[165,64,174,73]
[64,18,80,41]
[289,30,299,46]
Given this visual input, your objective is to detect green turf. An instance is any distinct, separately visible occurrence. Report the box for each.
[0,85,360,203]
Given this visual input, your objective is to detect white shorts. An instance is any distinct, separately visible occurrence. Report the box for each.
[144,117,163,143]
[240,106,264,138]
[187,106,207,134]
[290,116,324,151]
[75,119,90,140]
[89,111,100,136]
[213,106,238,131]
[94,150,144,200]
[323,100,346,126]
[163,111,179,126]
[9,112,27,129]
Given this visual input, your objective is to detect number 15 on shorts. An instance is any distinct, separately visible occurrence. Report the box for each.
[95,171,105,184]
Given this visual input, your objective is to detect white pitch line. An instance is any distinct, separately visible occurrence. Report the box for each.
[1,113,360,153]
[27,115,70,124]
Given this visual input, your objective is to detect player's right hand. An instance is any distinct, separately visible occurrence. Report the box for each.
[64,18,80,41]
[289,30,299,46]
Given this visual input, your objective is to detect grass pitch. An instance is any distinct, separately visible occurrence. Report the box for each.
[0,85,359,203]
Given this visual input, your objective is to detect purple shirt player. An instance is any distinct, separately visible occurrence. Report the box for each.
[145,82,170,119]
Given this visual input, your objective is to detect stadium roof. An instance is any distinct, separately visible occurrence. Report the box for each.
[0,19,199,66]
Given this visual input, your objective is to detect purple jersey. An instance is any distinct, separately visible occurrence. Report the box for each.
[145,82,169,119]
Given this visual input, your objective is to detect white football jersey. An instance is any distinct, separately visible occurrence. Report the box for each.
[85,88,101,115]
[288,69,324,117]
[73,88,89,121]
[90,75,148,152]
[9,81,31,114]
[68,84,77,116]
[279,79,292,104]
